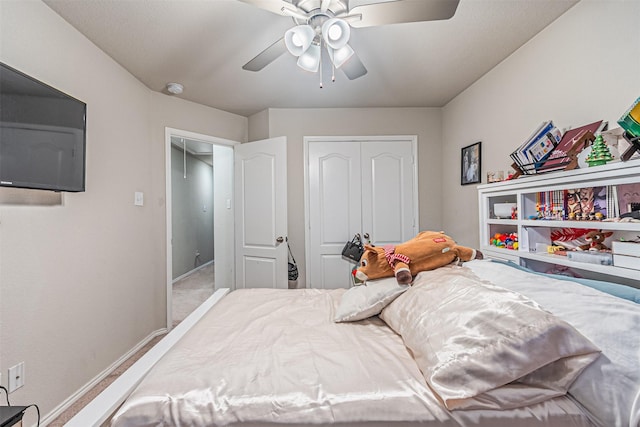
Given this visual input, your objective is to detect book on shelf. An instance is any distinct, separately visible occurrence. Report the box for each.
[511,121,552,171]
[535,189,568,219]
[511,121,562,174]
[535,186,610,220]
[538,120,606,172]
[530,126,562,168]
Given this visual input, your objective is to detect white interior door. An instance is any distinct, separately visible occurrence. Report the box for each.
[307,141,362,289]
[306,136,418,289]
[361,140,417,245]
[235,137,288,289]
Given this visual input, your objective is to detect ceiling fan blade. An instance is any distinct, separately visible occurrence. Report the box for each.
[340,52,367,80]
[320,0,332,12]
[236,0,299,17]
[348,0,460,28]
[242,38,288,72]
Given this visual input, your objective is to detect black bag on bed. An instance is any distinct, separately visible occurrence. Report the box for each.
[342,234,365,263]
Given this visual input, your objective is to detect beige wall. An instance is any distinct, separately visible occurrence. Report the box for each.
[441,0,640,248]
[248,109,270,142]
[0,1,246,423]
[262,107,442,288]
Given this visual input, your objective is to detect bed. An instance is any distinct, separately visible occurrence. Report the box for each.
[70,260,640,427]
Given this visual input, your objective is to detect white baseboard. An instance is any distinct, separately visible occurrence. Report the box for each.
[40,328,168,426]
[172,259,214,284]
[63,288,230,427]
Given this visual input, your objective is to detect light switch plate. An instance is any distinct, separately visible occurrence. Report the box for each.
[134,192,144,206]
[8,362,24,392]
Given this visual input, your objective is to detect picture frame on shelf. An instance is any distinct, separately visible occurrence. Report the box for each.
[461,141,481,185]
[617,183,640,214]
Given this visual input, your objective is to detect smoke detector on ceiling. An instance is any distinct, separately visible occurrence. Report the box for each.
[166,83,184,95]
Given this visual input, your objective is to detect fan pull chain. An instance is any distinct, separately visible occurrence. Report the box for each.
[319,41,323,88]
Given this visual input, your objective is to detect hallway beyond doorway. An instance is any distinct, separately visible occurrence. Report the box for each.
[172,262,215,327]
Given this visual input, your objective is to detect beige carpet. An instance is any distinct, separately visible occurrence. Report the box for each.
[48,263,215,425]
[46,335,165,426]
[172,262,215,325]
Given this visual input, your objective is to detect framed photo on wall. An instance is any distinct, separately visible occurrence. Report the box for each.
[461,141,481,185]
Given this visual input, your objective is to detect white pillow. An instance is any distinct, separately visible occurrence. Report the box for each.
[334,277,408,323]
[380,267,600,411]
[465,260,640,427]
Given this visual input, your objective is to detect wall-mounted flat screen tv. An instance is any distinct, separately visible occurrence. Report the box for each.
[0,62,86,192]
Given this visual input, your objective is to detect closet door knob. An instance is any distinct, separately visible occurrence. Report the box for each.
[276,236,284,244]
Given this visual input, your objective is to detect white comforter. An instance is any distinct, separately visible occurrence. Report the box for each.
[110,273,598,427]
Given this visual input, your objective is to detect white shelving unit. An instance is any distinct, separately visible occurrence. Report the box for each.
[478,159,640,284]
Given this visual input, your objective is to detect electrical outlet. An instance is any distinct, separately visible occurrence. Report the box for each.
[8,362,24,393]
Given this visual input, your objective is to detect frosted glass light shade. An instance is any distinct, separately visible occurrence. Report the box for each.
[297,43,321,72]
[328,44,354,68]
[322,18,350,49]
[285,25,315,56]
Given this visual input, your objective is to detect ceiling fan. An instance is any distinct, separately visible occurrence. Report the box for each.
[240,0,460,83]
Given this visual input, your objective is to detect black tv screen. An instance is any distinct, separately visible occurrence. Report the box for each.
[0,62,86,192]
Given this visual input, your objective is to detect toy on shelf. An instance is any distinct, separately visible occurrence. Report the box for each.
[547,245,566,255]
[619,97,640,137]
[490,232,519,250]
[618,96,640,161]
[585,135,614,166]
[576,230,613,252]
[534,191,566,220]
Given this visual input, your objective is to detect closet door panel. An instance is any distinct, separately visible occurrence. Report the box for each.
[308,141,361,289]
[361,140,416,245]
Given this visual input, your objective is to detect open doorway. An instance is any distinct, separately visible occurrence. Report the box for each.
[170,137,215,325]
[165,128,236,329]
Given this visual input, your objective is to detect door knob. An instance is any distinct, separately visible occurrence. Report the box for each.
[363,233,370,240]
[276,236,284,244]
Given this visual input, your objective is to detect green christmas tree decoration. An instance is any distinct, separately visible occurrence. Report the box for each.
[585,135,614,167]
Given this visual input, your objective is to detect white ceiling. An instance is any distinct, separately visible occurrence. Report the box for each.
[43,0,578,117]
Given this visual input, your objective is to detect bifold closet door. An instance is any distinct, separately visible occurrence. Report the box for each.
[307,138,417,289]
[308,141,362,289]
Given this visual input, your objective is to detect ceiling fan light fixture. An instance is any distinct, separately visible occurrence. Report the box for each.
[297,43,321,72]
[328,44,354,68]
[322,18,350,49]
[284,25,315,56]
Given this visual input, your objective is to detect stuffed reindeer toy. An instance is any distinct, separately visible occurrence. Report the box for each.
[577,230,613,251]
[353,231,483,285]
